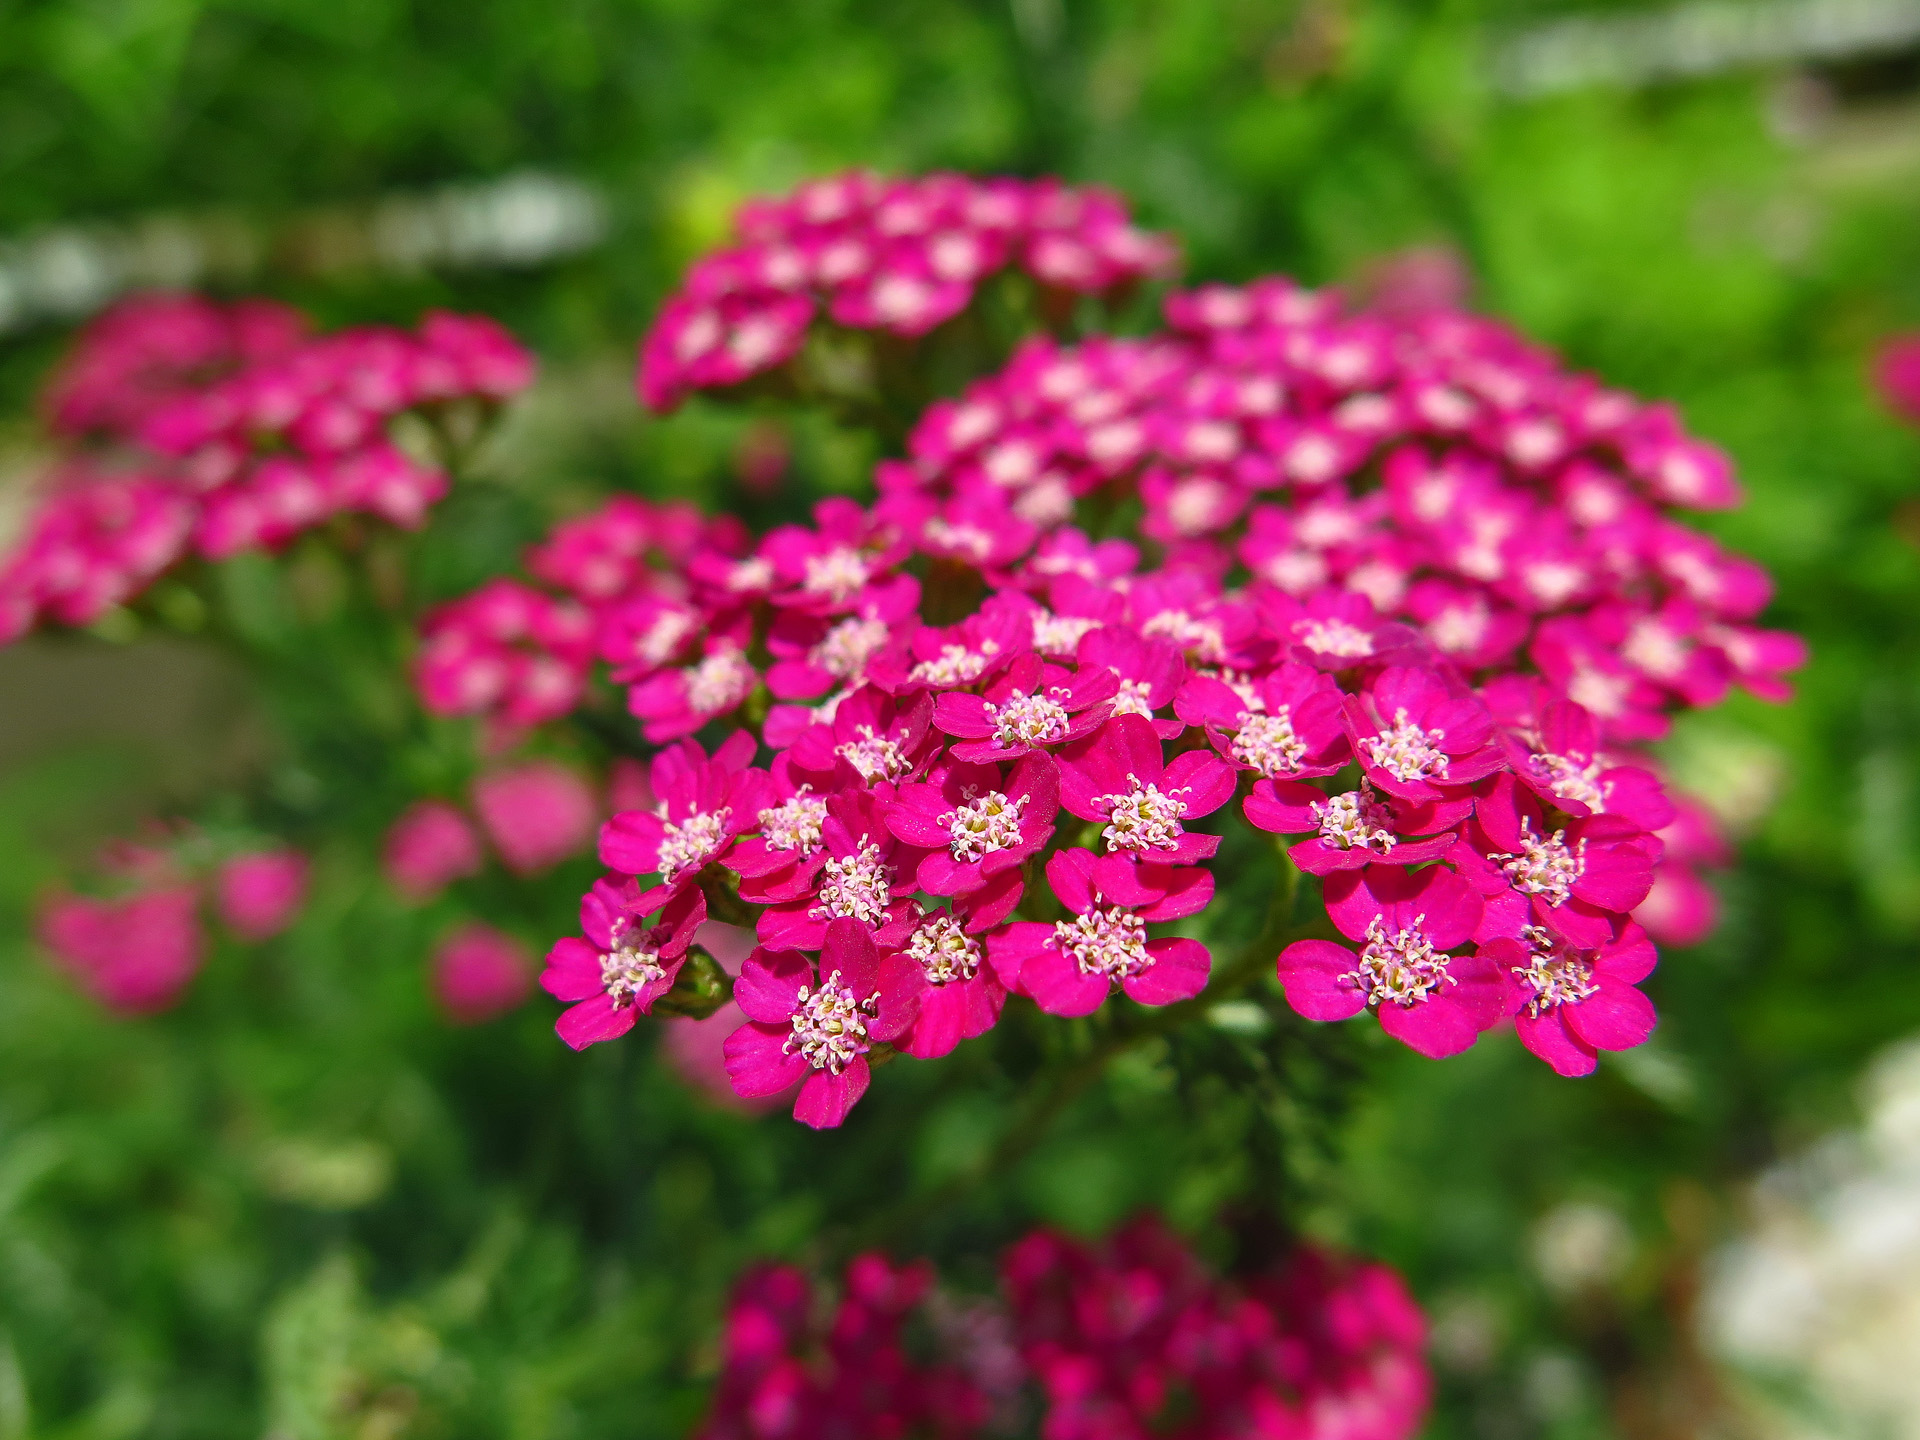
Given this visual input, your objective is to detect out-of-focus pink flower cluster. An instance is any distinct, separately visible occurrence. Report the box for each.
[697,1216,1428,1440]
[639,171,1178,412]
[1875,333,1920,428]
[37,840,309,1013]
[382,760,600,901]
[0,294,533,643]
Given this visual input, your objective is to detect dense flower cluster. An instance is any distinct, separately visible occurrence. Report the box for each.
[37,836,308,1013]
[384,180,1803,1120]
[639,171,1178,412]
[1,294,533,643]
[696,1216,1429,1440]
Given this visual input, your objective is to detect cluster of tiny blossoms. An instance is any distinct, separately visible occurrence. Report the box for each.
[0,294,533,643]
[698,1216,1428,1440]
[639,171,1178,412]
[390,177,1803,1124]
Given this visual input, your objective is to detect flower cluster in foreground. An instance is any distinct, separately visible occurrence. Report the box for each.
[699,1215,1428,1440]
[639,171,1178,412]
[402,172,1804,1125]
[0,293,532,642]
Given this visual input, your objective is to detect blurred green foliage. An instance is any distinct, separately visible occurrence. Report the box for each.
[4,1,1920,1436]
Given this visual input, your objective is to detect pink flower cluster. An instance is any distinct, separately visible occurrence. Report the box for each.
[382,760,599,900]
[696,1217,1429,1440]
[1,296,533,643]
[37,840,309,1013]
[882,279,1804,737]
[1875,332,1920,427]
[639,171,1178,411]
[1005,1216,1429,1440]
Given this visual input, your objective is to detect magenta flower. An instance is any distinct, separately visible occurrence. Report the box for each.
[38,885,205,1014]
[214,848,310,941]
[932,652,1117,762]
[865,591,1033,694]
[1057,714,1236,864]
[722,919,921,1129]
[1489,687,1673,829]
[1343,666,1501,802]
[788,684,941,788]
[384,800,484,901]
[1274,588,1421,671]
[1452,774,1660,949]
[1244,779,1461,875]
[471,761,597,876]
[763,575,921,699]
[599,733,769,904]
[884,753,1059,905]
[1276,865,1499,1059]
[1174,660,1349,780]
[729,754,832,904]
[435,923,534,1025]
[755,790,927,951]
[989,849,1212,1016]
[1482,922,1658,1077]
[542,881,706,1047]
[1074,627,1189,738]
[889,898,1012,1059]
[627,640,761,744]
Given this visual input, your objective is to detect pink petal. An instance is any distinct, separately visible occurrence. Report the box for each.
[1515,1010,1599,1077]
[598,811,665,875]
[901,981,971,1059]
[1275,940,1367,1021]
[1244,779,1326,835]
[556,994,637,1050]
[820,918,880,994]
[1163,750,1236,818]
[986,921,1052,992]
[1021,945,1114,1017]
[1564,979,1657,1053]
[793,1059,870,1129]
[1124,938,1211,1006]
[541,937,606,1002]
[932,692,995,739]
[1596,923,1659,985]
[735,949,810,1023]
[1044,849,1099,914]
[1378,996,1483,1058]
[723,1022,810,1097]
[868,952,922,1042]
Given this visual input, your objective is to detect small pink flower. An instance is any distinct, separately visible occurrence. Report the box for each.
[1451,774,1660,949]
[39,886,205,1014]
[1343,666,1501,802]
[988,849,1212,1016]
[788,685,941,789]
[1244,779,1462,874]
[1484,922,1659,1077]
[932,652,1117,762]
[471,761,597,875]
[599,732,769,902]
[628,640,761,744]
[884,753,1059,905]
[1074,626,1189,737]
[755,790,927,951]
[1174,660,1350,780]
[889,898,1012,1059]
[1276,865,1499,1059]
[1057,714,1236,864]
[542,882,706,1047]
[434,923,534,1025]
[384,800,484,901]
[722,919,921,1129]
[215,848,310,941]
[1490,688,1673,829]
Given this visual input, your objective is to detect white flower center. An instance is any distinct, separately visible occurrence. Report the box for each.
[1511,925,1600,1017]
[657,807,731,883]
[1109,678,1157,718]
[1048,906,1152,980]
[941,790,1028,862]
[906,915,982,986]
[1313,785,1397,854]
[836,726,912,783]
[685,649,755,716]
[803,547,873,602]
[1231,708,1307,778]
[910,640,999,688]
[808,617,889,680]
[1343,915,1454,1008]
[809,842,894,924]
[600,932,667,1008]
[728,556,775,592]
[1493,819,1585,907]
[1528,752,1607,812]
[1141,610,1226,663]
[636,609,696,667]
[783,969,878,1074]
[1363,709,1450,784]
[1030,611,1099,659]
[1296,618,1374,659]
[757,791,827,855]
[1094,776,1189,853]
[987,689,1072,749]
